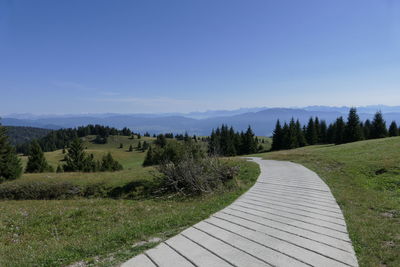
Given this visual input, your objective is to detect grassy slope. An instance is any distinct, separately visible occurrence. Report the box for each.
[14,136,156,193]
[0,135,260,266]
[255,137,400,267]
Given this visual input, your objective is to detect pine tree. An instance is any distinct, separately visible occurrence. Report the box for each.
[0,125,22,181]
[271,120,283,151]
[243,126,258,154]
[100,152,123,171]
[281,123,290,149]
[208,129,221,155]
[370,111,388,139]
[344,108,363,143]
[56,165,63,173]
[128,144,133,152]
[142,141,149,151]
[143,146,154,166]
[119,143,123,149]
[363,119,372,139]
[155,134,167,148]
[319,120,328,143]
[334,117,346,144]
[296,119,307,147]
[284,118,299,149]
[314,117,321,143]
[225,127,237,156]
[388,121,399,137]
[63,138,95,172]
[305,118,318,145]
[326,123,336,144]
[25,140,51,173]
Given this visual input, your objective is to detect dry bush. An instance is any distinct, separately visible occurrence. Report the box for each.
[157,155,239,195]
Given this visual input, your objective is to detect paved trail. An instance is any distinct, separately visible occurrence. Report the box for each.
[122,158,359,267]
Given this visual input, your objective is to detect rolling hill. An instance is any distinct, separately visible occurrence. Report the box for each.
[3,106,400,136]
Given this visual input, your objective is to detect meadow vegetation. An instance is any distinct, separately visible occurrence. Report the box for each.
[0,129,261,266]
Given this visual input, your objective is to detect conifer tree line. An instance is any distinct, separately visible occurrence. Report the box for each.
[16,124,139,154]
[0,123,23,181]
[208,125,260,156]
[271,108,399,151]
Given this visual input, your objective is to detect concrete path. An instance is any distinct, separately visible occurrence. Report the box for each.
[121,158,359,267]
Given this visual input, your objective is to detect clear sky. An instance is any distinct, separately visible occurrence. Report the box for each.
[1,0,400,114]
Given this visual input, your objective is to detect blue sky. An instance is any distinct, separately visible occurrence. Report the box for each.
[1,0,400,114]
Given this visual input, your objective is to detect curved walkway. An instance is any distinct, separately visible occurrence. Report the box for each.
[122,158,359,267]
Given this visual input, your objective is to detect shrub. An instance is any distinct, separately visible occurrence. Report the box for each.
[100,152,123,171]
[157,155,239,195]
[143,139,204,166]
[0,180,81,200]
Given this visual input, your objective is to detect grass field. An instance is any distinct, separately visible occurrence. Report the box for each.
[0,135,260,266]
[254,137,400,267]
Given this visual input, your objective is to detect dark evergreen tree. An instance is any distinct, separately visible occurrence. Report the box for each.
[271,120,284,151]
[155,134,167,148]
[282,119,298,149]
[128,144,133,152]
[363,119,372,140]
[100,152,123,171]
[319,120,328,143]
[296,119,307,147]
[63,138,95,172]
[314,117,321,143]
[25,140,52,173]
[370,111,388,139]
[119,143,123,149]
[344,108,363,143]
[137,141,142,150]
[56,165,63,173]
[241,126,258,154]
[94,134,107,144]
[388,121,399,137]
[208,129,221,155]
[121,127,132,136]
[281,122,290,149]
[305,118,318,145]
[142,141,149,151]
[225,126,237,156]
[0,124,22,181]
[335,117,346,144]
[326,123,336,144]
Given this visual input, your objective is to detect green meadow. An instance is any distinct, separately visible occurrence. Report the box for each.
[0,135,260,266]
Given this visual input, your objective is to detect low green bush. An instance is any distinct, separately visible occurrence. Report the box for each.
[0,180,81,200]
[0,178,158,200]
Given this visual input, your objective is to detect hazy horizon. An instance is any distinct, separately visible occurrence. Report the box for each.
[2,104,400,118]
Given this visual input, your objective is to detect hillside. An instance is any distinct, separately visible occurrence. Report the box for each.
[256,137,400,267]
[0,134,260,266]
[4,126,52,145]
[3,106,400,136]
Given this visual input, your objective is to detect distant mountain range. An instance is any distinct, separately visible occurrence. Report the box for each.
[2,105,400,136]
